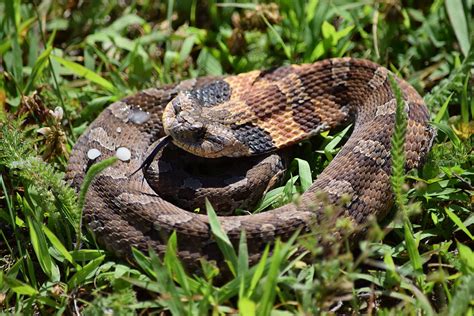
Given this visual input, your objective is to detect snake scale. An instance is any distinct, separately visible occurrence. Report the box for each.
[67,58,435,267]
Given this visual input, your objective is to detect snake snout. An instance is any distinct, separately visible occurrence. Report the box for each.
[173,114,207,143]
[188,122,206,141]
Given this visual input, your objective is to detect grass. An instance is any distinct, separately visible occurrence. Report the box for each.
[0,0,473,314]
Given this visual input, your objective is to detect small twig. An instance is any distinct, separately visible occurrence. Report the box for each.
[427,263,455,269]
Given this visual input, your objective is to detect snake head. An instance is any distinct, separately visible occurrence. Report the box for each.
[163,91,250,158]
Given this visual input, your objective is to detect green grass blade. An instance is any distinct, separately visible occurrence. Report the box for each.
[295,158,312,192]
[67,255,105,288]
[4,276,38,296]
[42,225,75,265]
[403,221,423,276]
[445,0,471,56]
[322,124,352,161]
[433,92,453,123]
[26,215,56,280]
[445,207,474,240]
[237,230,249,277]
[78,157,118,211]
[261,14,291,59]
[121,276,161,294]
[447,275,474,316]
[238,297,256,316]
[131,248,156,278]
[5,0,23,91]
[247,245,269,297]
[206,198,238,275]
[430,122,461,148]
[457,242,474,273]
[258,241,283,316]
[149,247,186,315]
[164,232,192,294]
[51,55,118,93]
[407,281,435,316]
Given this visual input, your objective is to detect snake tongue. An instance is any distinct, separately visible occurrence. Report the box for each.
[129,135,172,177]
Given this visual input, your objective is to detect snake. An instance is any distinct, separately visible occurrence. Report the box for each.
[66,58,435,268]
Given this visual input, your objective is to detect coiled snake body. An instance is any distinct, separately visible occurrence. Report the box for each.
[67,58,434,266]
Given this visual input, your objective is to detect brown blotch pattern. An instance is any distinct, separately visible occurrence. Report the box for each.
[244,84,288,121]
